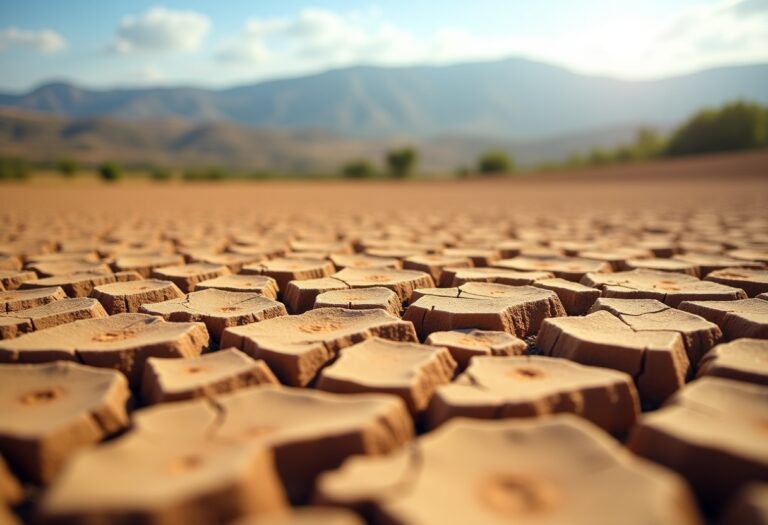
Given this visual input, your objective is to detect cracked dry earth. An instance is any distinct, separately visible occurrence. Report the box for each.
[0,176,767,525]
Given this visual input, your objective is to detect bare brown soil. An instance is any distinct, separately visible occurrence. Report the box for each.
[2,150,766,215]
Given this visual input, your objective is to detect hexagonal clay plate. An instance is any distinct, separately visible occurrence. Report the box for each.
[0,270,37,291]
[427,356,640,434]
[623,258,699,276]
[91,279,184,314]
[425,329,527,370]
[0,361,130,484]
[705,268,768,298]
[111,255,185,278]
[697,338,768,385]
[628,377,768,510]
[331,267,435,304]
[316,338,456,414]
[40,426,287,524]
[495,256,612,282]
[1,287,67,313]
[20,272,122,298]
[242,258,335,292]
[316,416,702,525]
[678,299,768,340]
[537,311,690,405]
[404,283,565,339]
[330,254,402,271]
[283,277,349,314]
[195,274,279,299]
[438,267,553,288]
[151,263,231,293]
[141,347,279,404]
[140,288,287,342]
[402,254,473,282]
[581,269,747,307]
[0,313,209,386]
[314,287,401,316]
[532,277,601,315]
[0,297,108,340]
[221,307,418,386]
[231,507,365,525]
[589,298,722,366]
[133,385,413,503]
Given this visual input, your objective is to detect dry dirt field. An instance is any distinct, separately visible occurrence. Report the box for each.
[4,149,768,215]
[0,150,766,525]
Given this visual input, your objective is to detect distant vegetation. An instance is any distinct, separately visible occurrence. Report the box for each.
[150,167,173,182]
[537,100,768,173]
[340,148,419,179]
[665,100,768,156]
[341,160,376,179]
[57,158,78,177]
[183,167,227,182]
[98,162,122,182]
[1,100,765,183]
[477,151,515,175]
[386,147,417,178]
[0,158,29,180]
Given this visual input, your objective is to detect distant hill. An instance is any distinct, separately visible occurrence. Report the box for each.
[1,58,766,139]
[0,108,652,173]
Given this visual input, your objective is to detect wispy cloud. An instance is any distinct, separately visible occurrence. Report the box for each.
[216,8,419,65]
[108,6,209,54]
[212,0,768,80]
[0,27,66,54]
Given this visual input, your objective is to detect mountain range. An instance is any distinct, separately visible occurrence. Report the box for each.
[2,58,767,139]
[0,107,650,173]
[1,58,766,172]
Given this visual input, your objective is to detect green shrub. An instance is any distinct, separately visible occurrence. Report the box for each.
[150,167,172,182]
[477,151,514,175]
[57,158,78,177]
[341,160,375,179]
[0,158,30,180]
[98,162,122,182]
[249,171,276,180]
[386,147,417,178]
[182,167,228,182]
[666,100,768,156]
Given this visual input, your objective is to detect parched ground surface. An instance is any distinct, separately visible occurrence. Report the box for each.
[0,152,767,524]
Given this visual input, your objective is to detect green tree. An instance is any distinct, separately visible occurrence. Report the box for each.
[477,151,513,175]
[632,128,666,160]
[57,158,79,177]
[341,160,375,179]
[666,100,768,156]
[150,167,172,182]
[565,153,586,169]
[386,147,417,178]
[182,167,227,182]
[0,158,29,180]
[587,148,610,166]
[98,162,122,182]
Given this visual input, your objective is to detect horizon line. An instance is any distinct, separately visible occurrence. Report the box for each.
[2,56,767,95]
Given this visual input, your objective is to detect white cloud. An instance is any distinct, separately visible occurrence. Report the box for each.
[217,3,768,80]
[216,19,273,62]
[0,27,66,54]
[109,6,209,54]
[216,8,419,65]
[137,64,166,82]
[112,0,768,85]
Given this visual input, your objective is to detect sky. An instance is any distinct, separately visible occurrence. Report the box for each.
[0,0,767,92]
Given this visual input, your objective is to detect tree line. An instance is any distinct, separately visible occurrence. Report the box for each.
[1,100,766,181]
[539,100,768,172]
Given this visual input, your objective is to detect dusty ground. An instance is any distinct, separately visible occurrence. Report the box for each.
[1,149,767,525]
[2,150,766,216]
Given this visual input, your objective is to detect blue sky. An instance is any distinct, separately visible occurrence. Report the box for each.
[1,0,767,91]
